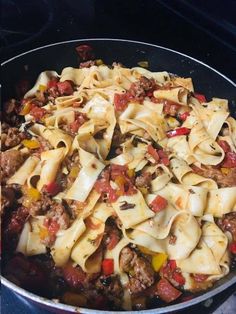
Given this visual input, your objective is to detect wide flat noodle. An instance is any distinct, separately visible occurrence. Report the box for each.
[204,187,236,217]
[111,190,154,229]
[188,117,224,165]
[71,217,105,273]
[7,156,40,185]
[170,157,217,189]
[177,240,221,275]
[119,103,167,141]
[31,124,72,155]
[37,147,65,190]
[51,217,86,267]
[65,148,105,201]
[153,87,188,105]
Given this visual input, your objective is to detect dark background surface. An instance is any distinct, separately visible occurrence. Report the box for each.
[1,0,236,313]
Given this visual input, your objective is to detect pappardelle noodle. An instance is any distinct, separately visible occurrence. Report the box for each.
[2,62,236,310]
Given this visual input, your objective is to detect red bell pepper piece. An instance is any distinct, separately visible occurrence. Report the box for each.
[102,259,114,276]
[221,152,236,168]
[194,93,206,103]
[47,78,58,89]
[44,182,61,196]
[150,195,168,213]
[147,145,160,162]
[157,149,170,166]
[172,272,186,286]
[30,105,47,121]
[229,242,236,254]
[178,111,190,121]
[114,93,129,111]
[166,127,191,138]
[156,278,182,303]
[218,140,231,153]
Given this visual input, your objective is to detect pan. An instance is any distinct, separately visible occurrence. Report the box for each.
[1,38,236,314]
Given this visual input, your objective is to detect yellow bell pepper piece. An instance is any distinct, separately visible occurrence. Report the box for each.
[22,139,40,149]
[69,166,80,178]
[27,187,41,202]
[19,102,32,115]
[95,59,104,66]
[152,253,168,272]
[39,227,49,240]
[138,245,156,256]
[137,61,149,68]
[139,187,148,195]
[221,167,230,175]
[39,84,47,92]
[167,116,180,128]
[127,169,135,178]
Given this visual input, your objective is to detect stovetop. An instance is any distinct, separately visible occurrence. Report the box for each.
[1,0,236,81]
[1,0,236,312]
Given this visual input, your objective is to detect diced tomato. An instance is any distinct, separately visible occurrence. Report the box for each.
[178,111,190,121]
[194,93,206,103]
[47,78,58,88]
[172,272,186,286]
[114,93,129,111]
[57,80,74,96]
[150,195,168,213]
[30,105,47,121]
[169,260,177,271]
[218,140,231,153]
[147,145,160,163]
[63,263,86,289]
[85,217,101,230]
[102,259,114,276]
[156,278,182,303]
[76,44,94,61]
[229,242,236,254]
[45,219,60,237]
[166,127,191,138]
[221,152,236,168]
[107,232,120,250]
[193,274,209,282]
[158,149,170,166]
[44,181,61,196]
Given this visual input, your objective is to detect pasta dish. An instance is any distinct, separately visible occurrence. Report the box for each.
[1,61,236,310]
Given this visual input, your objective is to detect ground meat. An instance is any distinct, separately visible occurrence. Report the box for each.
[1,150,24,183]
[3,99,23,126]
[95,275,123,308]
[6,206,29,235]
[25,193,52,216]
[135,172,152,189]
[192,165,236,188]
[120,247,137,272]
[1,186,16,216]
[102,218,121,250]
[217,212,236,241]
[120,246,155,294]
[139,76,156,91]
[2,127,28,149]
[46,202,70,231]
[163,101,180,116]
[79,60,95,68]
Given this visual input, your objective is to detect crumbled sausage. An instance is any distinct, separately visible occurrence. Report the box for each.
[135,172,152,189]
[192,165,236,188]
[217,212,236,241]
[1,150,24,183]
[80,60,96,68]
[120,246,155,294]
